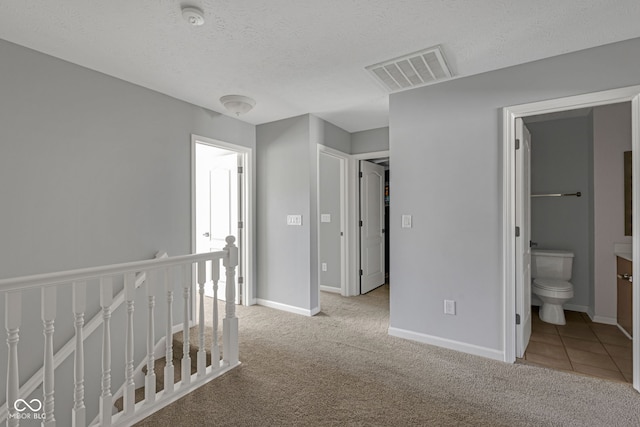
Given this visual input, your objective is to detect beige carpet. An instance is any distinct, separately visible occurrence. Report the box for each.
[137,286,640,426]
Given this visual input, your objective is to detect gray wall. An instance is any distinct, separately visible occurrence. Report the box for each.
[527,116,593,310]
[256,115,313,309]
[389,37,640,354]
[256,115,352,311]
[0,38,255,423]
[593,103,632,321]
[351,127,389,154]
[319,153,342,289]
[316,118,352,154]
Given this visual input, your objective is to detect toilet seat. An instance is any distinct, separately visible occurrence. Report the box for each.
[533,279,573,292]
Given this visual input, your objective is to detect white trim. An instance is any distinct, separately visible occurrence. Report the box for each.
[320,285,342,293]
[590,315,617,325]
[191,135,254,309]
[388,327,504,362]
[502,86,640,394]
[618,324,633,340]
[256,298,318,316]
[351,150,390,160]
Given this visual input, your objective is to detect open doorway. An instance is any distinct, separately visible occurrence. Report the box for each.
[360,158,389,294]
[503,85,640,392]
[192,135,253,307]
[515,105,633,383]
[316,147,391,299]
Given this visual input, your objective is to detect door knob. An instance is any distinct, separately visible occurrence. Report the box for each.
[203,232,210,237]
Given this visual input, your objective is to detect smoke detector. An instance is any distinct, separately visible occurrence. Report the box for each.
[220,95,256,116]
[182,7,205,26]
[366,45,453,92]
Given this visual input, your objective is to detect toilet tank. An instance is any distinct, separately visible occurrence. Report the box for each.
[531,249,574,280]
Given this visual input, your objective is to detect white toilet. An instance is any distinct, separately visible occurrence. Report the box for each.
[531,249,575,325]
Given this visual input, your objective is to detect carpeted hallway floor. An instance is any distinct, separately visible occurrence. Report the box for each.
[137,285,640,426]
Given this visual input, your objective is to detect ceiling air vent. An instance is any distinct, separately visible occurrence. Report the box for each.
[366,45,452,92]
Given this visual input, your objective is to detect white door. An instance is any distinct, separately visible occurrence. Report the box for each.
[515,118,532,357]
[360,160,385,294]
[195,144,240,303]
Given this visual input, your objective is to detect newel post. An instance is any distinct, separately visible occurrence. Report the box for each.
[222,235,239,366]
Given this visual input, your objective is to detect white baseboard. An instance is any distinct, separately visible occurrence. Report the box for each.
[617,324,633,340]
[591,315,617,325]
[320,285,341,294]
[256,298,317,316]
[388,327,504,362]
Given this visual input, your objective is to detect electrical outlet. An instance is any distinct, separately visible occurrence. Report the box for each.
[444,300,456,315]
[321,262,327,271]
[402,214,412,228]
[321,214,331,223]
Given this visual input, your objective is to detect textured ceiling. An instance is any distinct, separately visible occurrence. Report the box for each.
[1,1,640,132]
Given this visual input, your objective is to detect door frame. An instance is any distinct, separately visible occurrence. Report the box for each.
[352,151,390,295]
[317,145,349,296]
[502,85,640,392]
[191,134,254,311]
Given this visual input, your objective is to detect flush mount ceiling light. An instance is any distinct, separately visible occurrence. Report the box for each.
[220,95,256,116]
[182,6,205,26]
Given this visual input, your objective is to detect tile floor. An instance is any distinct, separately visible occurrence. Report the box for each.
[519,306,632,383]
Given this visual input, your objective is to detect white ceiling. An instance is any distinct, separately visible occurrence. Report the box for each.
[1,1,640,132]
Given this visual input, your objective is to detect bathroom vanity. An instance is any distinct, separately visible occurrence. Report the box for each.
[616,253,633,338]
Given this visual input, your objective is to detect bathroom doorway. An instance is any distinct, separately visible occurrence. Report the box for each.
[503,85,640,392]
[519,104,633,383]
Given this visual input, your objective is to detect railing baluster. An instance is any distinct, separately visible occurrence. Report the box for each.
[0,246,242,426]
[42,286,56,426]
[145,269,157,404]
[223,236,239,366]
[211,259,220,369]
[99,277,113,426]
[123,272,136,416]
[197,261,206,376]
[72,282,86,427]
[181,265,191,386]
[5,292,21,427]
[163,268,174,394]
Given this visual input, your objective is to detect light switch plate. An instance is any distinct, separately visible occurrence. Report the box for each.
[287,215,302,226]
[321,214,331,223]
[401,214,412,228]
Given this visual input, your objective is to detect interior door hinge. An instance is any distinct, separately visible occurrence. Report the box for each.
[515,226,520,237]
[359,220,363,227]
[238,276,244,284]
[516,314,521,325]
[237,166,243,174]
[238,221,244,229]
[359,172,363,178]
[515,138,520,150]
[360,269,363,276]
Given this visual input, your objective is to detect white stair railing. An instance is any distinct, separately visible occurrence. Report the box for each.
[0,252,167,424]
[1,236,239,427]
